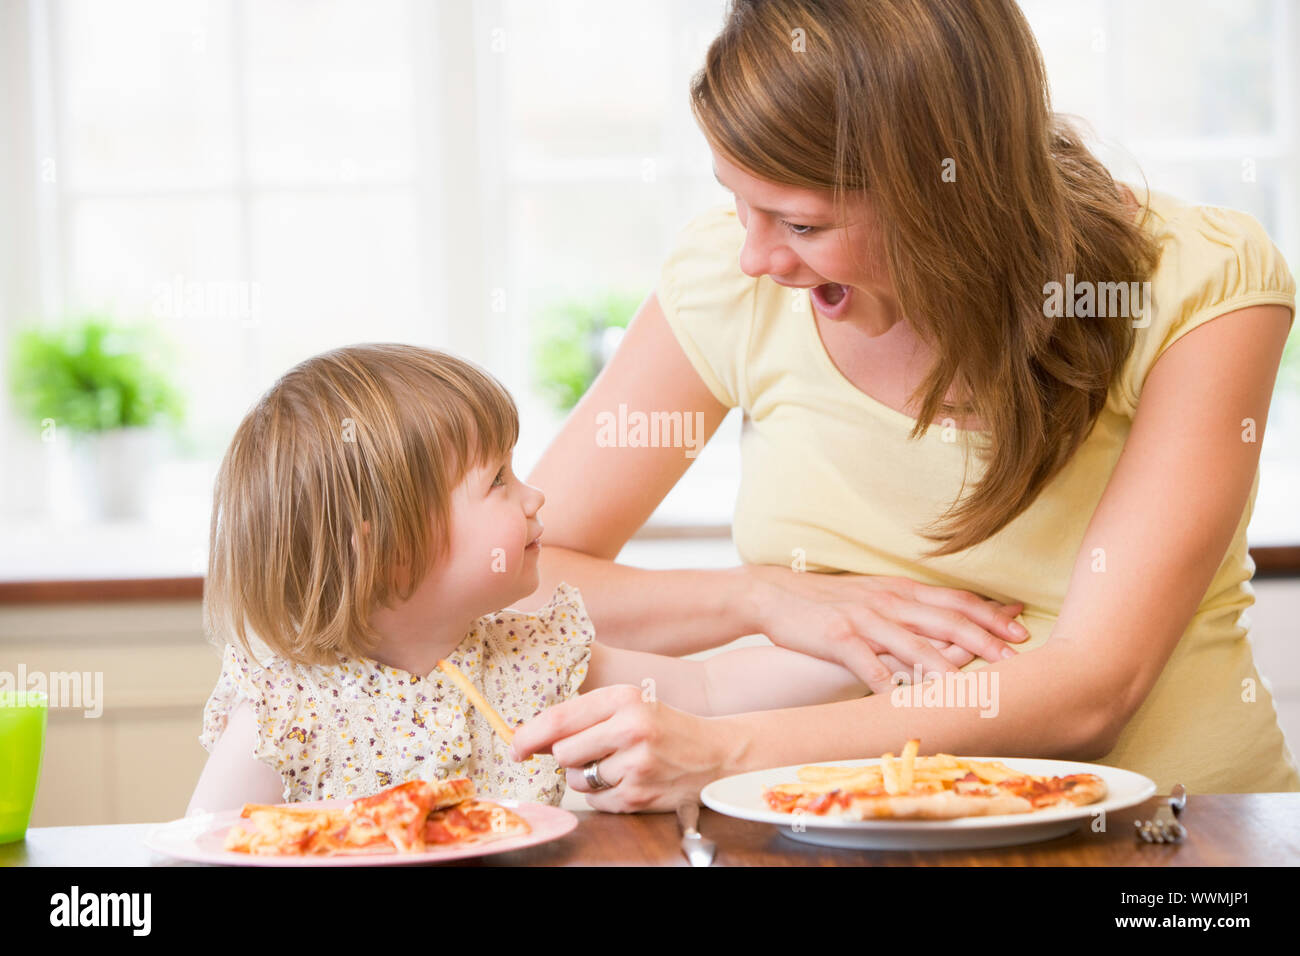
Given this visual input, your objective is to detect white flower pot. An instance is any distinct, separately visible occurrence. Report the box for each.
[70,427,160,521]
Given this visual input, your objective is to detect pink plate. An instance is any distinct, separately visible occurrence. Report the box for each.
[143,798,578,866]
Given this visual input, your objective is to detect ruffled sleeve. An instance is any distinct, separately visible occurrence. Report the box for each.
[539,582,598,703]
[657,202,759,409]
[1113,196,1296,416]
[198,643,310,798]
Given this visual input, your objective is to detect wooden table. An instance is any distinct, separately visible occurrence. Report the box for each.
[3,793,1297,865]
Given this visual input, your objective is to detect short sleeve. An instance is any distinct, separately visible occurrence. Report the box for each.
[521,581,595,705]
[199,643,302,790]
[657,203,759,409]
[1114,201,1296,414]
[542,582,598,702]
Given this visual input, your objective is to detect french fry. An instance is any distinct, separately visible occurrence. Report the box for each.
[899,739,919,792]
[881,753,900,795]
[967,760,1021,783]
[437,659,515,746]
[798,766,883,784]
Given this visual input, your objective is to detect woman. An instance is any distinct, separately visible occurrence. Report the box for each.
[510,0,1299,809]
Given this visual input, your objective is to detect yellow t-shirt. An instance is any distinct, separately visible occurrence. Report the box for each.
[658,188,1300,794]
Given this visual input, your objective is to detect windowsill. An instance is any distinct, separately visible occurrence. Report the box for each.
[1,517,1297,604]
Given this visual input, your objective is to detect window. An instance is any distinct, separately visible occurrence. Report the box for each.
[1021,0,1300,544]
[477,0,740,524]
[1,0,1295,580]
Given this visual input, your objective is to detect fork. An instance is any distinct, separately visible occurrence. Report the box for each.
[1134,783,1187,844]
[677,800,717,866]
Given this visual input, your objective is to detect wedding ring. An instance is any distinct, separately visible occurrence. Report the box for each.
[583,760,613,790]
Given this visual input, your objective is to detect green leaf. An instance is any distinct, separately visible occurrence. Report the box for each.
[531,290,642,412]
[7,314,186,434]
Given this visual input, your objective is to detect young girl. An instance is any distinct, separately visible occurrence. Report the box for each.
[189,344,887,815]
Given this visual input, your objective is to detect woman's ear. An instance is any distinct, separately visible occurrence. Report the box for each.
[350,520,371,554]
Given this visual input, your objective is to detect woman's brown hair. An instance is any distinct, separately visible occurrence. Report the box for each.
[204,344,518,665]
[690,0,1161,556]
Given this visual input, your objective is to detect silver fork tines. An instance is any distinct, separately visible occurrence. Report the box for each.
[1134,783,1188,844]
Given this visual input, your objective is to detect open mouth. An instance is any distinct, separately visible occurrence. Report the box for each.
[809,282,852,318]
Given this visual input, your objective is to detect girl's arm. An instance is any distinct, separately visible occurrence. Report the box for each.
[582,641,867,716]
[186,700,286,815]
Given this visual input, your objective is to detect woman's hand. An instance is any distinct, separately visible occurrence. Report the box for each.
[512,685,736,813]
[742,565,1030,696]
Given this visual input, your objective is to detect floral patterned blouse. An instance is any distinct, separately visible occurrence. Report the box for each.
[199,583,595,806]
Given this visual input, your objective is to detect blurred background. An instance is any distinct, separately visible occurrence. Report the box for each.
[0,0,1296,824]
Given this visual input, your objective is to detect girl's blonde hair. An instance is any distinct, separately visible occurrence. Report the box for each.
[204,344,518,666]
[691,0,1161,556]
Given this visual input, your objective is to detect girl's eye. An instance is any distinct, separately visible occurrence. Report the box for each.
[781,220,815,236]
[492,467,506,487]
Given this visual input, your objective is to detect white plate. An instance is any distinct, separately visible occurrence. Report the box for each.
[700,757,1156,850]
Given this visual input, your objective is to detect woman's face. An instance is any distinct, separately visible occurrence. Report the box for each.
[711,147,897,328]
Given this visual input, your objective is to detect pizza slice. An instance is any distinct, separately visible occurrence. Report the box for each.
[222,805,352,855]
[222,777,530,856]
[345,778,477,852]
[762,739,1107,820]
[423,799,533,847]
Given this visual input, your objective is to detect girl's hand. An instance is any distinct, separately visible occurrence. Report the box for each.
[512,685,736,813]
[743,565,1030,696]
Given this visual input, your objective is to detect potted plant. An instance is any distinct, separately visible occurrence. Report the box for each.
[7,315,184,520]
[532,290,642,412]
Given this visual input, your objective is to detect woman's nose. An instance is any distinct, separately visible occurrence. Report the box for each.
[738,217,797,279]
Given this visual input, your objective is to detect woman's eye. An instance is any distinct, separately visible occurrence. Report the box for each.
[782,220,815,236]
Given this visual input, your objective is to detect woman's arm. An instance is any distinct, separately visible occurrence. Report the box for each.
[516,288,746,656]
[515,303,1293,810]
[520,289,1027,685]
[722,304,1294,766]
[523,637,1106,814]
[527,546,759,658]
[187,700,286,815]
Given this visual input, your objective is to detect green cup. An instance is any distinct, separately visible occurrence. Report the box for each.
[0,691,48,843]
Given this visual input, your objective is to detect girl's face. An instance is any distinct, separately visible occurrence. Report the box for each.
[710,147,894,325]
[437,450,545,616]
